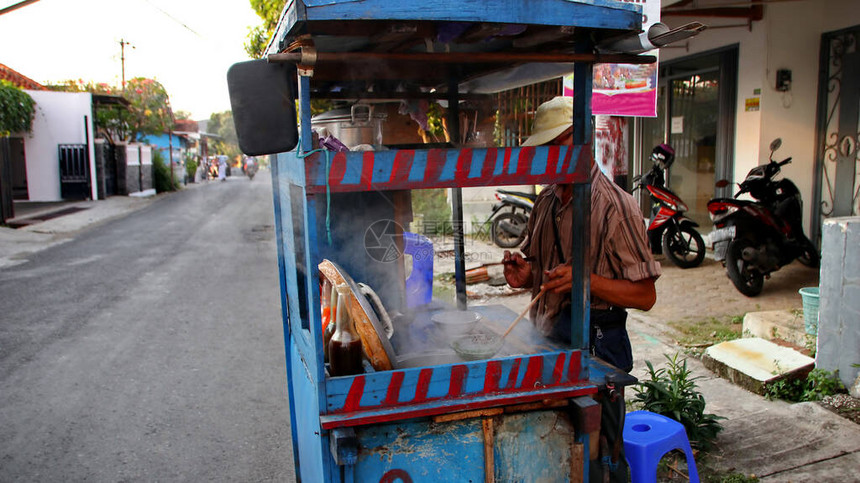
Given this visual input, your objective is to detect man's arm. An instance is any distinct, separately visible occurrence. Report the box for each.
[542,266,657,311]
[590,274,656,311]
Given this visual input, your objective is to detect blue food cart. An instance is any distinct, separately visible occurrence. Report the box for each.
[227,1,654,481]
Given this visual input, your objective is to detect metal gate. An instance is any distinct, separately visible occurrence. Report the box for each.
[59,144,90,200]
[814,25,860,241]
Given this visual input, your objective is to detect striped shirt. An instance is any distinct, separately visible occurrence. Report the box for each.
[521,163,662,336]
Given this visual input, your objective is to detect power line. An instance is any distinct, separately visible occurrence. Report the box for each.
[0,0,42,16]
[140,0,201,38]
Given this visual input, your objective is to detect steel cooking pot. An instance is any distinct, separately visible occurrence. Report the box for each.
[311,104,387,149]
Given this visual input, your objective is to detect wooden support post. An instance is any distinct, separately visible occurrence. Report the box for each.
[482,417,495,483]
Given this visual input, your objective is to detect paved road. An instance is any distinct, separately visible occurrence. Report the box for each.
[0,173,295,481]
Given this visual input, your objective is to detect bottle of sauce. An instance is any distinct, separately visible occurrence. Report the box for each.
[328,284,363,376]
[323,282,337,363]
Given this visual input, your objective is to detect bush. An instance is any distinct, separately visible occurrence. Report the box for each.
[632,353,725,450]
[0,80,36,135]
[185,158,198,181]
[152,150,179,193]
[765,368,846,403]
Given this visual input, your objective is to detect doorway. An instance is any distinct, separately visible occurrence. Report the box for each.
[814,25,860,243]
[9,137,28,200]
[637,47,738,228]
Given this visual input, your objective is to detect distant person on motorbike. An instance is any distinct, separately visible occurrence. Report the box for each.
[502,96,661,483]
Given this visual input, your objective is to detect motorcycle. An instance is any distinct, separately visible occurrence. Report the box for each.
[487,189,535,248]
[633,144,706,269]
[244,156,259,180]
[707,138,819,296]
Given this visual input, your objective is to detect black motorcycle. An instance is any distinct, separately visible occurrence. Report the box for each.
[707,138,819,296]
[633,144,706,269]
[487,189,535,248]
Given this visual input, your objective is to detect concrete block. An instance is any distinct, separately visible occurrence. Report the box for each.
[702,338,814,394]
[742,310,807,347]
[817,216,860,389]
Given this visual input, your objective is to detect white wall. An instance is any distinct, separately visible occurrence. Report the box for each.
[22,91,96,201]
[662,1,860,235]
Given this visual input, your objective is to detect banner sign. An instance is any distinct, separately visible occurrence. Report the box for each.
[563,0,661,117]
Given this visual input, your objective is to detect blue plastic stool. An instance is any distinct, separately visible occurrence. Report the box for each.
[623,410,700,483]
[403,232,434,307]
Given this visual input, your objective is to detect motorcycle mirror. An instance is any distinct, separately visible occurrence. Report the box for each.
[769,138,782,153]
[715,179,731,188]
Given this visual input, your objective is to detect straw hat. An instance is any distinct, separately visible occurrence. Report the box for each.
[521,96,574,147]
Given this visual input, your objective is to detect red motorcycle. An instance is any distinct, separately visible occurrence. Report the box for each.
[633,144,706,268]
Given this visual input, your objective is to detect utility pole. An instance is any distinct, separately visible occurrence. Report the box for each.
[119,39,134,91]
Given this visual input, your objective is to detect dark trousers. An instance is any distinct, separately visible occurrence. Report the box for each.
[552,306,631,483]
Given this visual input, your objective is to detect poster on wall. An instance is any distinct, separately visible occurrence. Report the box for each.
[594,115,629,182]
[563,0,661,117]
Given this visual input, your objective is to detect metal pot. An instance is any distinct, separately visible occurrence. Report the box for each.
[311,104,387,149]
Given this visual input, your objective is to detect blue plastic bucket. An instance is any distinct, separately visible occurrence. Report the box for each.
[798,287,819,335]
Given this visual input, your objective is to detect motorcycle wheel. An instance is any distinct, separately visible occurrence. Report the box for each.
[662,224,706,269]
[491,212,527,248]
[725,239,764,297]
[797,237,820,268]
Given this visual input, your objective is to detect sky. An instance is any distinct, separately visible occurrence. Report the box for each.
[0,0,262,121]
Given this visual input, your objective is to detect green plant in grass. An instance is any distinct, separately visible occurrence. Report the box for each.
[633,353,725,450]
[764,368,846,403]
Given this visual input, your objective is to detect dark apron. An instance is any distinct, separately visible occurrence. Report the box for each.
[551,305,633,373]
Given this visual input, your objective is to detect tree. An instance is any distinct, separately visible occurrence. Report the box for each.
[125,78,174,142]
[0,80,36,136]
[174,110,193,121]
[245,0,282,59]
[208,110,240,160]
[47,78,175,143]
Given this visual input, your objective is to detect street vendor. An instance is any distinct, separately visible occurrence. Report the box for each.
[502,96,661,482]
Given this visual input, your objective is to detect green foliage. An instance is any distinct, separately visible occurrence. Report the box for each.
[184,153,198,180]
[152,150,179,193]
[765,368,846,403]
[47,78,173,143]
[245,0,283,58]
[0,80,36,136]
[411,189,451,235]
[633,353,725,450]
[126,78,174,142]
[208,111,240,159]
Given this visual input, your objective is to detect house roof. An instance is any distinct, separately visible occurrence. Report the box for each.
[0,62,46,90]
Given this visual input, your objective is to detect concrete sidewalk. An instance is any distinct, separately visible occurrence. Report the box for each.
[0,193,158,268]
[627,260,860,481]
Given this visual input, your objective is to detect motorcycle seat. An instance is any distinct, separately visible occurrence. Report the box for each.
[497,189,537,202]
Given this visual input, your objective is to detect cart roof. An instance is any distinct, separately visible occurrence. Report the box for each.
[269,0,647,97]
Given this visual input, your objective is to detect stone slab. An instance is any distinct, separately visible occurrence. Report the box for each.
[703,338,814,394]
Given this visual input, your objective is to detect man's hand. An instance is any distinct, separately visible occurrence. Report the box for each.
[543,264,572,294]
[503,251,533,288]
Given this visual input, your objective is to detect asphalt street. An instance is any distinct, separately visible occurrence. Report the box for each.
[0,173,295,481]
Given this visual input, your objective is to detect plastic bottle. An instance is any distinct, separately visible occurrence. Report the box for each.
[328,284,363,376]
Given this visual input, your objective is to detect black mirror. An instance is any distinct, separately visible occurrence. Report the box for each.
[227,59,298,156]
[715,179,730,188]
[769,138,782,152]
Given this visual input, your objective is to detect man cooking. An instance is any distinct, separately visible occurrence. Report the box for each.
[502,96,661,482]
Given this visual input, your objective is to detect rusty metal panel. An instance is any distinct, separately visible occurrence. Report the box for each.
[354,418,485,482]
